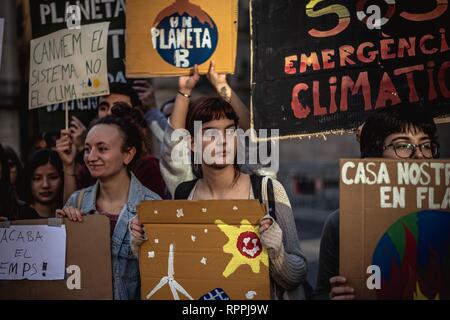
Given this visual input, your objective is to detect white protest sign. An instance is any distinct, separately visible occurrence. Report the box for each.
[0,18,4,71]
[29,22,110,109]
[0,225,66,280]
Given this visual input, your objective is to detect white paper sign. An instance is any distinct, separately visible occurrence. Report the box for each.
[28,22,110,109]
[0,18,4,71]
[0,225,66,280]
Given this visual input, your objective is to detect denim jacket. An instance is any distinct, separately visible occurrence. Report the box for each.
[65,173,161,300]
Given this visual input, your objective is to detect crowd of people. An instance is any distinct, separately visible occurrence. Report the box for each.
[0,61,442,300]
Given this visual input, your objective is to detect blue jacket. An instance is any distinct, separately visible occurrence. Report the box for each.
[65,174,161,299]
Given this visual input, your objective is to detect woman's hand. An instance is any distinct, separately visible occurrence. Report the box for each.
[178,64,200,96]
[329,276,355,300]
[259,216,274,234]
[207,61,231,103]
[69,116,86,151]
[56,129,77,168]
[56,206,83,222]
[130,216,146,240]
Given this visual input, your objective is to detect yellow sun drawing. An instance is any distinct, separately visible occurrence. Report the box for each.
[215,219,269,278]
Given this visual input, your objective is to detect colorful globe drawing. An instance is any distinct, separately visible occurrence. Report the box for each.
[152,11,218,68]
[372,210,450,300]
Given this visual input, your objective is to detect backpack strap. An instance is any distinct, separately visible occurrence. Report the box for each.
[250,174,276,221]
[174,179,200,199]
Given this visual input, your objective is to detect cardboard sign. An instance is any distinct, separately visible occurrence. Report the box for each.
[138,200,270,300]
[126,0,238,77]
[250,0,450,139]
[29,22,110,109]
[0,225,66,280]
[340,159,450,299]
[0,215,112,299]
[27,0,126,132]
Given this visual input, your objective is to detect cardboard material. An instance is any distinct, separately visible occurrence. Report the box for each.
[0,215,112,299]
[138,200,270,300]
[29,22,110,109]
[340,159,450,299]
[126,0,238,77]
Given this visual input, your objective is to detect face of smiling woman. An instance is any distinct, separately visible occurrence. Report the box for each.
[84,124,135,180]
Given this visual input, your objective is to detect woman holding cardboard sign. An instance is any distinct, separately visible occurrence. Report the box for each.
[55,116,161,300]
[131,62,308,299]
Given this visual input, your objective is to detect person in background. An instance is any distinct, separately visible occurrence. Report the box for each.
[20,149,63,219]
[0,144,35,220]
[3,145,25,201]
[314,104,440,300]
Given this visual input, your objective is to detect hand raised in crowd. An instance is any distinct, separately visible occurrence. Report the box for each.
[207,60,231,103]
[178,64,200,95]
[329,276,355,300]
[69,116,86,151]
[55,129,77,168]
[55,206,83,222]
[133,80,157,112]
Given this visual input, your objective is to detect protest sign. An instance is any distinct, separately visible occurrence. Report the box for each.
[0,216,112,299]
[251,0,450,139]
[27,0,126,132]
[340,159,450,299]
[0,225,66,280]
[126,0,238,77]
[29,22,110,109]
[138,200,270,300]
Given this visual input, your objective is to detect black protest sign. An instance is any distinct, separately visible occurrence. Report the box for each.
[28,0,126,132]
[251,0,450,139]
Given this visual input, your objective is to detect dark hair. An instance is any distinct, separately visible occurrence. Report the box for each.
[88,116,143,170]
[360,104,439,158]
[185,97,240,182]
[3,145,25,199]
[0,144,18,219]
[107,82,140,107]
[111,102,152,154]
[23,149,63,206]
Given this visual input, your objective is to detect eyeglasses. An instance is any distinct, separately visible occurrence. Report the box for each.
[383,141,439,159]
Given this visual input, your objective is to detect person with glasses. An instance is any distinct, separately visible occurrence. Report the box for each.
[314,103,441,300]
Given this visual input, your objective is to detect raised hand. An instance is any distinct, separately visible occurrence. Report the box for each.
[178,64,200,95]
[55,129,77,168]
[133,80,157,112]
[207,61,231,103]
[69,116,86,151]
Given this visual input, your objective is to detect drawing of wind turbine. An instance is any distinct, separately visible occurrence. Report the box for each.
[146,243,194,300]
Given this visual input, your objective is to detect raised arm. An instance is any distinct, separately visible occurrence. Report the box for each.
[207,61,250,130]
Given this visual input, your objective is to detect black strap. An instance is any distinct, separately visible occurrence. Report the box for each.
[250,174,276,221]
[174,179,199,199]
[267,178,276,221]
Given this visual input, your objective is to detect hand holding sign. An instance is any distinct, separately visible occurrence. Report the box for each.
[178,64,200,96]
[55,130,77,168]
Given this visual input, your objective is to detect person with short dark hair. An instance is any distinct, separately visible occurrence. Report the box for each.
[56,116,161,300]
[314,103,440,300]
[97,82,141,118]
[130,64,307,299]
